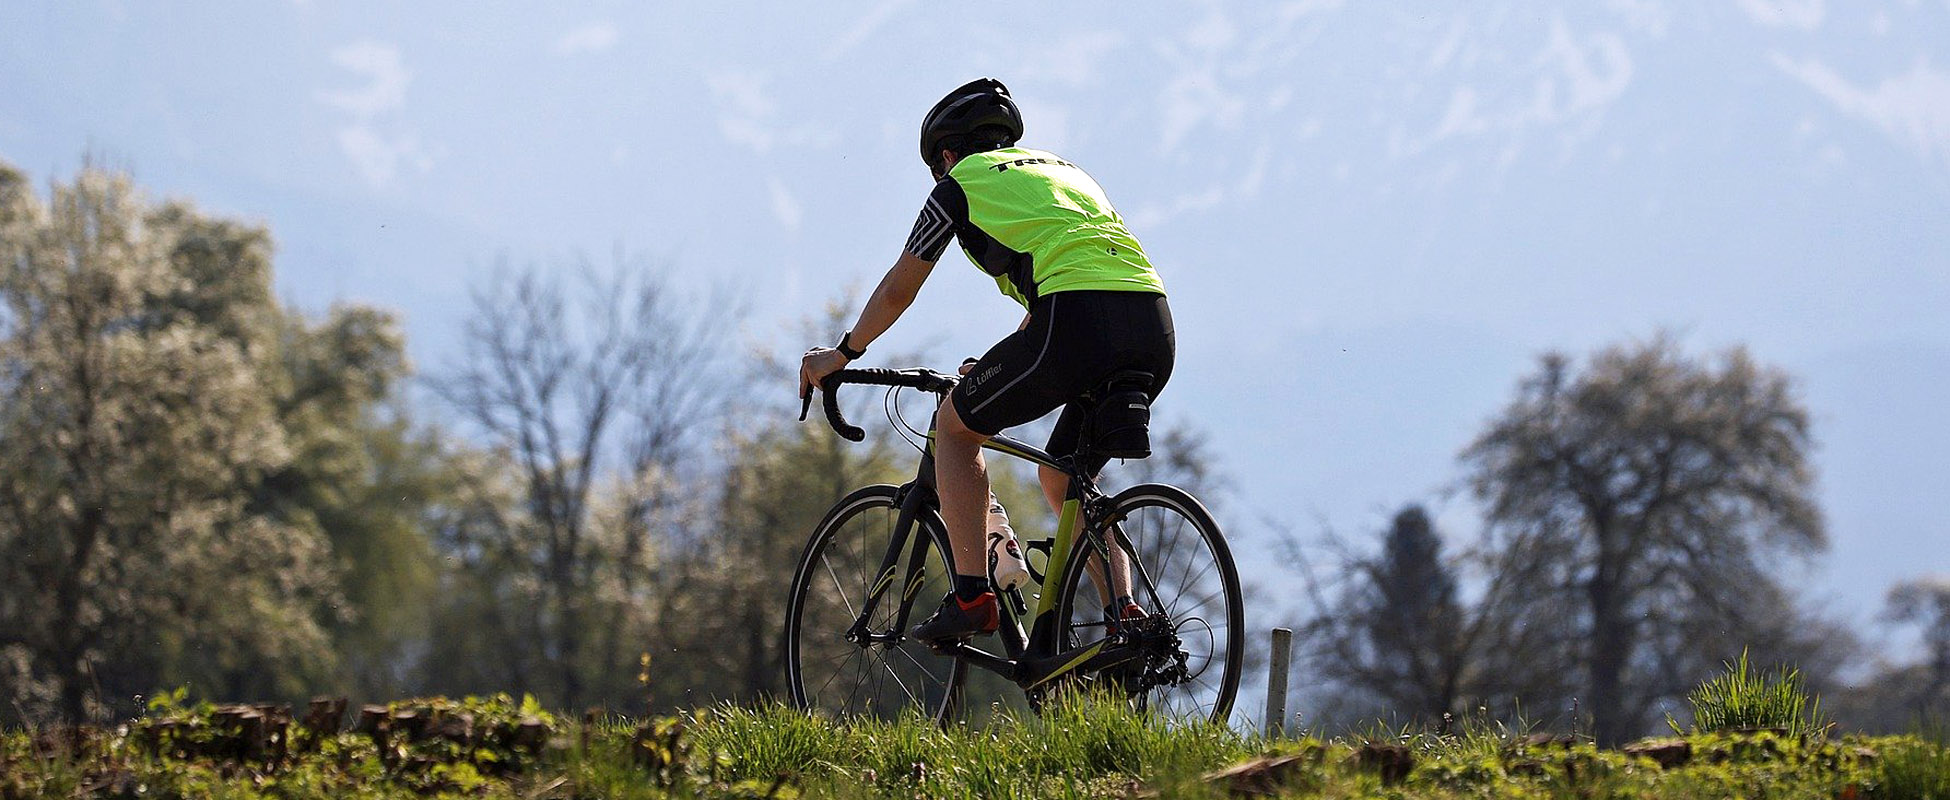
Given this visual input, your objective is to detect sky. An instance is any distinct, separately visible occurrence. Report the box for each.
[3,1,1948,667]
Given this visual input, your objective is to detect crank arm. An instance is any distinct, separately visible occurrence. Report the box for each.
[928,640,1020,682]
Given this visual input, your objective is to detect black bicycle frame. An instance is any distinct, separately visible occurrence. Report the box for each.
[839,424,1149,691]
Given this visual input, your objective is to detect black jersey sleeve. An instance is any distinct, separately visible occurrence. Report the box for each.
[902,178,969,262]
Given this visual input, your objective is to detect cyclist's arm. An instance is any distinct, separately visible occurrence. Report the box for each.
[845,251,935,352]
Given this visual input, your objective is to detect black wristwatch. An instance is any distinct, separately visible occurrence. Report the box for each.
[836,331,866,360]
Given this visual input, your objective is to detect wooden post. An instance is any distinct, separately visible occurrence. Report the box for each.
[1266,627,1293,737]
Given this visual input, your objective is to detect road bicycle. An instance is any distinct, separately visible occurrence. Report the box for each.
[783,366,1243,724]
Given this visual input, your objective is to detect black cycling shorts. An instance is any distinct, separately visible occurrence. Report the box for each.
[951,290,1174,470]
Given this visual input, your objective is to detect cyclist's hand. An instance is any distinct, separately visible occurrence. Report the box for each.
[958,357,979,376]
[800,347,850,399]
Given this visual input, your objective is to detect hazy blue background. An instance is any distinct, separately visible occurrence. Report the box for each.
[4,1,1946,660]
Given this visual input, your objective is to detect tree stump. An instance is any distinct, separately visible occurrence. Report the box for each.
[1518,733,1580,750]
[390,707,428,740]
[304,697,347,735]
[1622,737,1692,769]
[1202,752,1320,796]
[511,717,549,755]
[212,706,268,762]
[1353,742,1414,786]
[355,704,391,749]
[429,712,475,745]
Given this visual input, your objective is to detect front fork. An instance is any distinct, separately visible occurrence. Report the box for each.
[842,483,938,646]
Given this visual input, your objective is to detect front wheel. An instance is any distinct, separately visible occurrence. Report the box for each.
[1053,483,1244,725]
[783,484,965,722]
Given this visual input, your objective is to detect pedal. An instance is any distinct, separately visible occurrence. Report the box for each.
[924,637,970,655]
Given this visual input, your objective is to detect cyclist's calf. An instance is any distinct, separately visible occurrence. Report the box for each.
[933,397,994,577]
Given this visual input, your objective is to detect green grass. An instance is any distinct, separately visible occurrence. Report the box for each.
[679,692,1254,798]
[4,689,1947,799]
[1868,736,1950,800]
[1676,649,1832,739]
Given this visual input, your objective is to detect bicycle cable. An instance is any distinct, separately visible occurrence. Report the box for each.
[886,386,928,455]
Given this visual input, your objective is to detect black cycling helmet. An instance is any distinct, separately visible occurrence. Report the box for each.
[919,77,1024,169]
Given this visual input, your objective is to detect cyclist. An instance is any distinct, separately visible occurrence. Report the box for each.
[799,78,1173,643]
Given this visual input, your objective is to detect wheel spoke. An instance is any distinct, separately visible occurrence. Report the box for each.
[811,648,865,700]
[842,654,873,711]
[894,644,938,678]
[1172,587,1224,619]
[1174,535,1205,602]
[882,652,922,704]
[821,557,859,619]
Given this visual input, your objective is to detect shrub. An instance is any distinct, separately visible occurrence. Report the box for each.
[1678,649,1830,738]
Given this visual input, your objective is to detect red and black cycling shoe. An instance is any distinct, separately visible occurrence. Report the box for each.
[911,591,999,643]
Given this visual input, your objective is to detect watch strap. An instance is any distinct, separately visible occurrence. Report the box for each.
[837,331,866,360]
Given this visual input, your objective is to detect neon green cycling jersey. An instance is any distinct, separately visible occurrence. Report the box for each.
[903,147,1165,308]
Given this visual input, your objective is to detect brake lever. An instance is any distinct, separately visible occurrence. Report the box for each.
[798,388,813,422]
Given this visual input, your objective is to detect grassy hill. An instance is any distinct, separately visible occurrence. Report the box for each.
[4,690,1946,799]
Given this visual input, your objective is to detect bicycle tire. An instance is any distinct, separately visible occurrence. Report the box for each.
[1052,483,1244,725]
[784,484,966,722]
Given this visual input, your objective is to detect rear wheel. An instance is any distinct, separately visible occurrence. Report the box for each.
[1053,484,1243,724]
[784,485,965,722]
